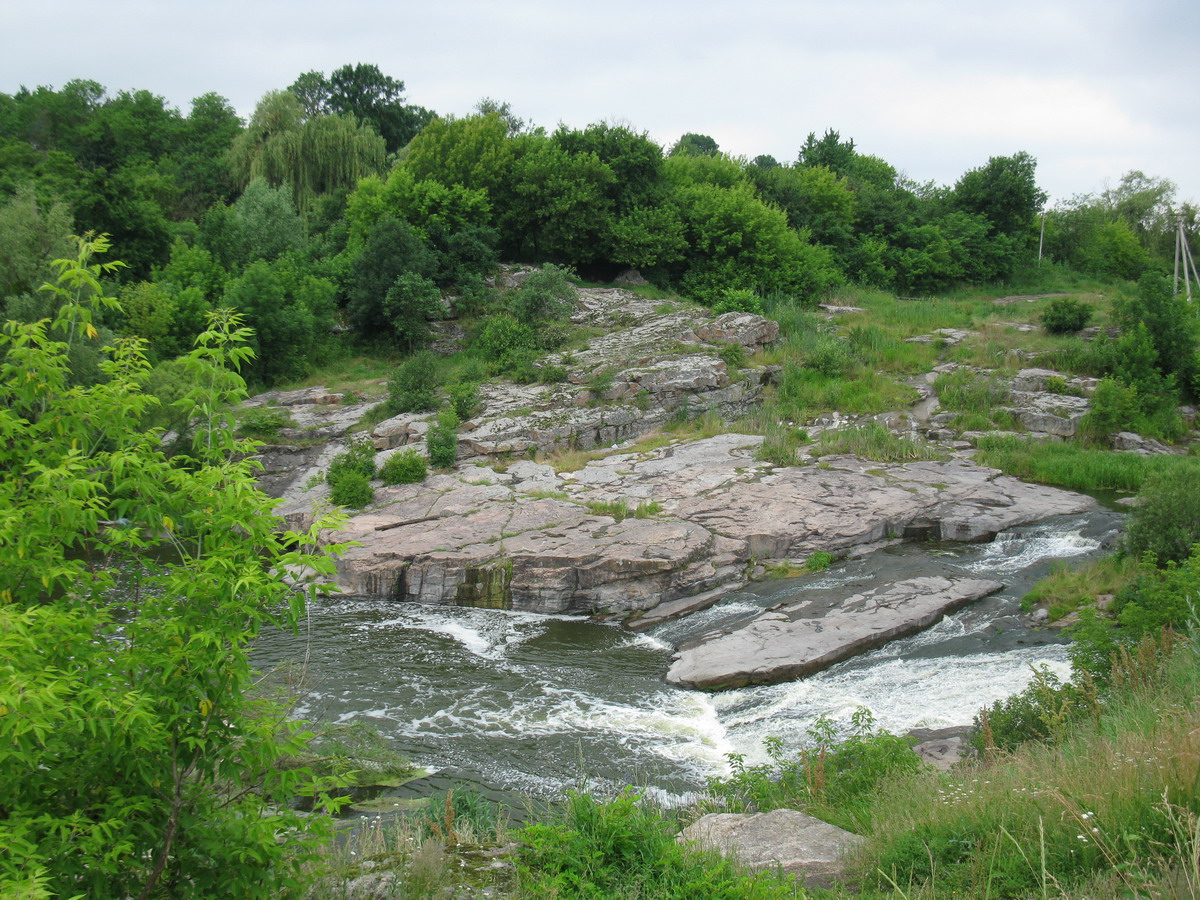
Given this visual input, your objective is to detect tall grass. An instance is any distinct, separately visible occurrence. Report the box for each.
[812,424,944,463]
[857,637,1200,899]
[974,434,1196,493]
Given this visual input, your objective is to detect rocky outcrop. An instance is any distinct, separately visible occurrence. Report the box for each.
[369,289,780,461]
[282,433,1094,620]
[666,576,1004,690]
[678,810,863,888]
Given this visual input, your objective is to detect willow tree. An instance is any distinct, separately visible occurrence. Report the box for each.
[228,90,386,214]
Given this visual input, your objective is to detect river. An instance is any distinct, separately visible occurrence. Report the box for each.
[252,507,1122,807]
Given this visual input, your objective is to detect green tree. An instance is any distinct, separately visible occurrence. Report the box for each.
[229,91,386,213]
[669,132,719,157]
[383,272,442,351]
[291,64,434,153]
[346,215,435,339]
[0,234,344,898]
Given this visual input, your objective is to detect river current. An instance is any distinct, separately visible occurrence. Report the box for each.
[252,508,1122,806]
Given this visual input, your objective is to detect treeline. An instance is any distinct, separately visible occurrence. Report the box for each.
[2,64,1196,387]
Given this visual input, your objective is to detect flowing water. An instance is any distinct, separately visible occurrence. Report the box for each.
[252,507,1122,807]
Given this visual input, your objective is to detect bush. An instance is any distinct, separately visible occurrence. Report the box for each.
[718,342,747,370]
[329,470,374,509]
[972,666,1095,753]
[326,435,378,486]
[379,449,428,485]
[447,381,479,419]
[1040,296,1093,334]
[510,263,577,322]
[388,350,441,414]
[475,313,535,360]
[712,287,765,315]
[1124,461,1200,566]
[236,405,295,440]
[427,408,459,468]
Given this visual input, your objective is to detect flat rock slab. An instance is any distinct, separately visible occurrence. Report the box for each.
[666,576,1004,690]
[678,809,863,888]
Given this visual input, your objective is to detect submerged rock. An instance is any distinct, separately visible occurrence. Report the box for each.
[665,575,1004,690]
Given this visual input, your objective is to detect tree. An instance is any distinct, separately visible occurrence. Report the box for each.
[0,234,344,898]
[669,132,719,157]
[798,129,857,175]
[346,215,435,338]
[952,151,1045,241]
[229,91,386,213]
[289,64,434,152]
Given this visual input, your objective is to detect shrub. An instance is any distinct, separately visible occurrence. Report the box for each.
[1041,296,1093,334]
[236,405,295,440]
[805,550,835,572]
[510,263,576,322]
[712,287,765,315]
[804,333,855,377]
[388,350,441,414]
[934,368,1010,410]
[379,449,428,485]
[329,470,373,509]
[326,435,377,486]
[447,381,479,419]
[475,313,535,360]
[1124,461,1200,566]
[972,666,1096,753]
[718,341,747,370]
[427,408,459,468]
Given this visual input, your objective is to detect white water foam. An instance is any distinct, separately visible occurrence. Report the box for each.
[711,645,1072,766]
[959,529,1100,575]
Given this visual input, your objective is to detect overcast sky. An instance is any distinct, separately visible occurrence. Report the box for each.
[4,0,1198,207]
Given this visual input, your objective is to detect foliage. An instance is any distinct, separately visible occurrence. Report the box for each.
[379,448,428,486]
[1041,296,1093,334]
[804,550,835,572]
[384,271,443,352]
[237,404,295,440]
[972,433,1192,492]
[811,424,944,462]
[475,312,534,361]
[447,380,479,419]
[0,235,345,898]
[706,709,920,832]
[711,287,765,315]
[1123,460,1200,566]
[329,470,373,508]
[427,408,459,468]
[933,367,1010,410]
[289,63,433,153]
[327,434,378,486]
[973,666,1098,753]
[509,263,576,322]
[514,790,800,899]
[346,215,436,339]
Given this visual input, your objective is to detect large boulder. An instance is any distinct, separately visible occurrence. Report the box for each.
[666,576,1004,690]
[678,809,863,888]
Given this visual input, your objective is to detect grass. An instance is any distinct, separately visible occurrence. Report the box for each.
[933,368,1010,411]
[854,637,1200,899]
[1021,555,1140,621]
[535,446,611,473]
[812,424,945,463]
[584,499,662,522]
[974,434,1197,493]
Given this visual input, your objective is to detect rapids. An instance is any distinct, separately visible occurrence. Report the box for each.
[252,507,1122,806]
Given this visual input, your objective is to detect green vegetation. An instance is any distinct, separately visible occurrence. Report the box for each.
[804,550,836,572]
[974,434,1193,492]
[379,448,428,485]
[1040,295,1094,334]
[0,237,347,898]
[812,423,944,462]
[426,407,459,468]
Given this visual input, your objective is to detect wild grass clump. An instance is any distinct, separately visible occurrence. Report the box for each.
[974,434,1192,493]
[812,424,943,463]
[933,368,1010,411]
[1020,555,1139,621]
[584,500,661,522]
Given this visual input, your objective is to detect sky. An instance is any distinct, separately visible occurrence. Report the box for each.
[3,0,1199,208]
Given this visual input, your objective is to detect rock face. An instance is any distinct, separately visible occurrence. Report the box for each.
[278,432,1094,620]
[678,809,863,888]
[372,289,780,461]
[666,576,1004,690]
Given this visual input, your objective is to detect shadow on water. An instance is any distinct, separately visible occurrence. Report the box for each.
[252,506,1124,811]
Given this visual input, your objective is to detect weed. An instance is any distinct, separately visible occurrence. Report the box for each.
[812,424,944,462]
